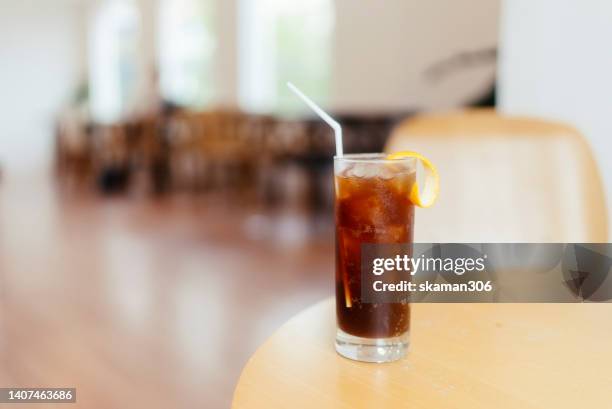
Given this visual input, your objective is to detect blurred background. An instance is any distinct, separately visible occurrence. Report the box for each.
[0,0,610,408]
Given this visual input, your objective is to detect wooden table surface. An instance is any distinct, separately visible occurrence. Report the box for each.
[233,298,612,408]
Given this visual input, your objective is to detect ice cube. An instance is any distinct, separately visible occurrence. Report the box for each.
[378,165,395,180]
[350,163,367,178]
[364,165,381,179]
[340,164,355,178]
[350,163,381,179]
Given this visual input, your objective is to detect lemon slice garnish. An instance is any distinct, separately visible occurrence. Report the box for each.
[386,151,440,208]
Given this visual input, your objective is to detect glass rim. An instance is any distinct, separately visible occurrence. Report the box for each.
[333,153,416,164]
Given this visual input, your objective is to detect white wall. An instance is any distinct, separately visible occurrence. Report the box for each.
[332,0,500,112]
[0,0,86,172]
[498,0,611,222]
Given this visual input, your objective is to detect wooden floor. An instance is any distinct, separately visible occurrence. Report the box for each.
[0,171,333,408]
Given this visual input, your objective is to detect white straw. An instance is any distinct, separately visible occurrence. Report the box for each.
[287,82,343,156]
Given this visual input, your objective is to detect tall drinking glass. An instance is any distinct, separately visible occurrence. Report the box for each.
[334,153,416,362]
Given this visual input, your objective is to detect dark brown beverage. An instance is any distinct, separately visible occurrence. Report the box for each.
[335,164,415,339]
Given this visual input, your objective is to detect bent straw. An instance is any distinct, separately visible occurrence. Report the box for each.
[287,82,351,307]
[287,82,343,157]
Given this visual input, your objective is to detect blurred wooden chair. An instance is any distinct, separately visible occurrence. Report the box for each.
[196,110,250,191]
[55,108,92,186]
[92,124,131,193]
[385,109,608,242]
[131,117,169,194]
[166,111,202,190]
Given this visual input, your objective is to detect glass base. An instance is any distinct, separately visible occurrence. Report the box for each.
[335,328,409,363]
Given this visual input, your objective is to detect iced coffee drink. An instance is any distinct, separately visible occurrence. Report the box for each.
[334,153,416,362]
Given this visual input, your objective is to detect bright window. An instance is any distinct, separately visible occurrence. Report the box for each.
[239,0,334,114]
[158,0,216,108]
[89,0,140,123]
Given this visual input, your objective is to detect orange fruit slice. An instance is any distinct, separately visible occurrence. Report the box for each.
[386,151,440,208]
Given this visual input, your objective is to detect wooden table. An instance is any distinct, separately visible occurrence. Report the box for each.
[233,298,612,408]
